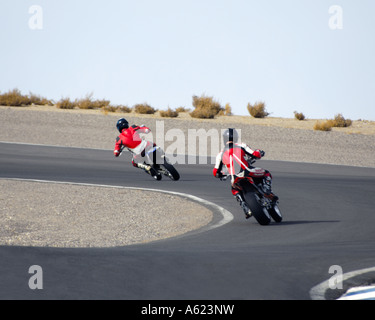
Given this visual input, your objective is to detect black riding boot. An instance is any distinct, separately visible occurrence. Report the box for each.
[235,194,252,219]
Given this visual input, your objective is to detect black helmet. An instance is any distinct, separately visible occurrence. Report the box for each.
[223,128,239,144]
[116,118,129,133]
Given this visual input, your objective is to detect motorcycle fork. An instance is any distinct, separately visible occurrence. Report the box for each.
[144,146,160,166]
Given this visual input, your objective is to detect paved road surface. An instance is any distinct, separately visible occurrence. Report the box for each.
[1,142,375,299]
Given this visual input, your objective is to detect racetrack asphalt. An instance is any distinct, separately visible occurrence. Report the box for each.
[1,142,375,300]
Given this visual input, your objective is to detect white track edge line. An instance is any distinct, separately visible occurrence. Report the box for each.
[1,177,234,232]
[309,266,375,300]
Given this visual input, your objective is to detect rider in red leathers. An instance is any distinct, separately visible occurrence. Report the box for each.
[213,128,278,219]
[114,118,160,178]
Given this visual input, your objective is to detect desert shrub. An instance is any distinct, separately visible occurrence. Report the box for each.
[56,98,76,109]
[218,103,232,116]
[0,89,31,106]
[117,105,132,113]
[313,120,333,131]
[0,89,53,106]
[160,108,179,118]
[29,92,53,106]
[190,95,224,119]
[134,103,156,114]
[330,113,352,127]
[247,101,269,118]
[101,105,132,114]
[101,105,118,113]
[76,93,110,109]
[314,114,352,131]
[175,106,190,113]
[91,99,110,109]
[294,111,306,121]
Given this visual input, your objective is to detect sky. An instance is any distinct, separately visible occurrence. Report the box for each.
[1,0,374,120]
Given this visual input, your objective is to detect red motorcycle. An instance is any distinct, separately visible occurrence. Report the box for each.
[222,155,282,225]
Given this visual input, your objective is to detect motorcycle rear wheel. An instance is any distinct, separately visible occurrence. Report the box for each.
[243,191,271,225]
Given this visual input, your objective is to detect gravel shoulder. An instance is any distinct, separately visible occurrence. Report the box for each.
[0,179,212,248]
[1,106,374,248]
[1,105,374,167]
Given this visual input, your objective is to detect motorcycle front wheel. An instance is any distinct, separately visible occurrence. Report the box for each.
[268,204,282,223]
[161,161,180,181]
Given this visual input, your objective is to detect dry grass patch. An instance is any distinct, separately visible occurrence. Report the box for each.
[0,88,52,106]
[175,107,190,113]
[313,114,353,132]
[101,105,132,114]
[134,103,157,114]
[313,120,333,131]
[75,93,110,109]
[160,108,179,118]
[218,103,232,116]
[56,97,75,109]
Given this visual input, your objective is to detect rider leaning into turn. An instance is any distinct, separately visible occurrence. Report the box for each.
[114,118,160,178]
[213,128,278,219]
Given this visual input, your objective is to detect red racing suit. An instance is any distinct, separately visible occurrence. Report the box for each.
[213,142,271,196]
[114,125,154,166]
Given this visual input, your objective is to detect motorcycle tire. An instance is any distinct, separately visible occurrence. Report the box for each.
[162,161,180,181]
[243,191,271,225]
[268,204,282,223]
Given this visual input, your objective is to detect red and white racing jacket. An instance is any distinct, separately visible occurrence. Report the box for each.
[213,142,264,181]
[114,125,151,157]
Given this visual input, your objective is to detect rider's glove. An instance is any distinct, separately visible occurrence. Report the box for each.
[140,125,151,134]
[253,149,265,159]
[213,168,223,178]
